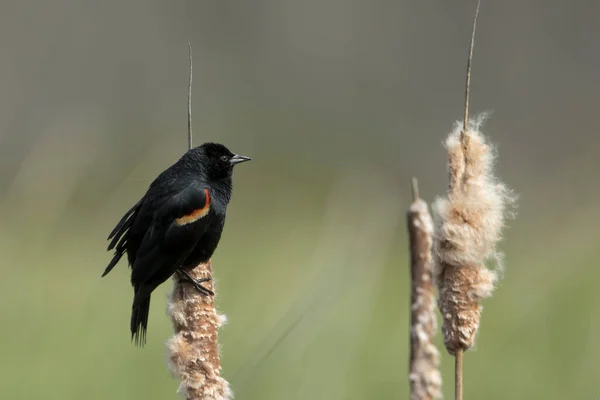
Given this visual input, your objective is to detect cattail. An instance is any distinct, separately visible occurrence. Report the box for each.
[408,178,442,400]
[430,4,516,399]
[166,46,232,400]
[432,115,513,355]
[166,261,233,400]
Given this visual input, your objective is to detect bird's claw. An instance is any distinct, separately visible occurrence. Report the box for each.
[190,277,214,296]
[177,270,215,296]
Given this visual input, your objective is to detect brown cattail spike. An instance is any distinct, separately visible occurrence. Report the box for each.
[433,0,514,356]
[433,116,514,355]
[168,46,232,400]
[408,179,442,400]
[167,261,232,400]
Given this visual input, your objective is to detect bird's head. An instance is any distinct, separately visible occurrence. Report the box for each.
[192,142,251,181]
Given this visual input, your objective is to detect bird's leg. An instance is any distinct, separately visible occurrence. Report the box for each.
[177,269,215,296]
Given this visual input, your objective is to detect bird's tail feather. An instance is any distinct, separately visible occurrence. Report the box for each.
[131,289,151,347]
[102,253,123,277]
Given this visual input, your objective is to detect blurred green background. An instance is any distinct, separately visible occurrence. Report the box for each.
[1,1,599,399]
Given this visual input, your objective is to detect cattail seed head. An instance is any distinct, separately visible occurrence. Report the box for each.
[433,116,515,354]
[408,182,442,400]
[167,261,233,400]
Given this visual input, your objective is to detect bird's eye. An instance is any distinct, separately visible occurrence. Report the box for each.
[220,155,229,162]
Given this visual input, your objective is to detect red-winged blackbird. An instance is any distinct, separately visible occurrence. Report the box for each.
[102,142,251,346]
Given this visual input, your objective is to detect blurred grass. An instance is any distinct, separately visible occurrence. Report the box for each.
[1,159,599,399]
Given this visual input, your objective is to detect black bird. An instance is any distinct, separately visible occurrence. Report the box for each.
[102,142,251,346]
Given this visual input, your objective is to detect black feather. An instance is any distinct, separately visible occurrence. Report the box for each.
[102,198,144,277]
[131,285,151,347]
[107,198,144,243]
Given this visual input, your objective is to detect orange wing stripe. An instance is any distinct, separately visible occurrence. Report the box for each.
[175,189,211,226]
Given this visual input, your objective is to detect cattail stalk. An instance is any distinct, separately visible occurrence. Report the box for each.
[408,178,442,400]
[433,1,514,399]
[167,261,232,400]
[167,44,232,400]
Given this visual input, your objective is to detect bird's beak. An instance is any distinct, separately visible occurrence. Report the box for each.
[230,154,252,165]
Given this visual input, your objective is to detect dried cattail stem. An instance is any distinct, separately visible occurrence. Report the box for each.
[167,45,232,400]
[434,0,503,357]
[167,261,232,400]
[432,13,516,400]
[455,350,463,400]
[433,3,517,399]
[408,178,442,400]
[187,42,193,150]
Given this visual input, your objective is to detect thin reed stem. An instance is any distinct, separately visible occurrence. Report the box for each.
[187,43,193,150]
[462,0,480,136]
[455,349,463,400]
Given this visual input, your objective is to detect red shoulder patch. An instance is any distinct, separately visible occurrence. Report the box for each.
[175,189,211,226]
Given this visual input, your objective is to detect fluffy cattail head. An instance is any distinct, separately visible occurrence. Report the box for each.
[167,261,233,400]
[408,182,442,400]
[433,116,515,354]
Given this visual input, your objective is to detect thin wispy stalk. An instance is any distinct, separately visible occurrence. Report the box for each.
[187,42,193,150]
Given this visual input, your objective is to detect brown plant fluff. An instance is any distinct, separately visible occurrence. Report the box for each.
[167,260,232,400]
[433,115,514,355]
[408,186,442,400]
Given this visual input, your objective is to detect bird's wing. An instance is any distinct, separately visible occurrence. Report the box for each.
[102,197,145,277]
[131,184,211,288]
